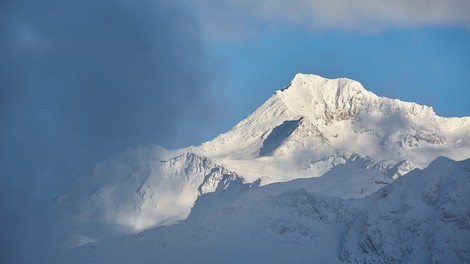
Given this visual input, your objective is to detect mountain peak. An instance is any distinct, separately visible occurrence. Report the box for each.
[281,73,366,94]
[276,73,370,122]
[200,73,470,182]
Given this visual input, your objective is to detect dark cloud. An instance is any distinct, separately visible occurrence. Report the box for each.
[0,0,225,262]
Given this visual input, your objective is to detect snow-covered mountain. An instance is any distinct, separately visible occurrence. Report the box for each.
[58,157,470,264]
[199,74,469,182]
[56,73,470,251]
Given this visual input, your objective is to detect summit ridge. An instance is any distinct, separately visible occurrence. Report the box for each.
[276,73,437,124]
[200,74,469,174]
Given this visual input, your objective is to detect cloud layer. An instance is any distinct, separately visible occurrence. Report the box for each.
[0,1,225,261]
[0,0,222,189]
[188,0,470,38]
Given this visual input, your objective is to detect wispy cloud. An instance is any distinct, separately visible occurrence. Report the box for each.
[187,0,470,38]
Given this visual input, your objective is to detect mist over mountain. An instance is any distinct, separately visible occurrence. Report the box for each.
[0,0,225,208]
[0,1,227,262]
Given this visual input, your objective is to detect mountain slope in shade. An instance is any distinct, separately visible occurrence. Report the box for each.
[56,73,470,242]
[58,157,470,264]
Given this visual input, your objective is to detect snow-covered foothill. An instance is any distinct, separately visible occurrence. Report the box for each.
[57,157,470,264]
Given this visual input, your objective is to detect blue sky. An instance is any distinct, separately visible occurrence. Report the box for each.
[211,27,470,121]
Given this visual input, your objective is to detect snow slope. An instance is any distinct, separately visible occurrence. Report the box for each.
[55,73,470,244]
[199,73,470,183]
[57,157,470,264]
[57,145,249,243]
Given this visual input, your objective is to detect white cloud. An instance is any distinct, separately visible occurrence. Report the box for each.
[185,0,470,38]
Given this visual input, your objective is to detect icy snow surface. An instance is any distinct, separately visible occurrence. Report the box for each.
[49,74,470,263]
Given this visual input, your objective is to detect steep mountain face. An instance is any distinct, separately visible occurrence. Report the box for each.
[199,74,470,183]
[55,73,470,245]
[58,157,470,264]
